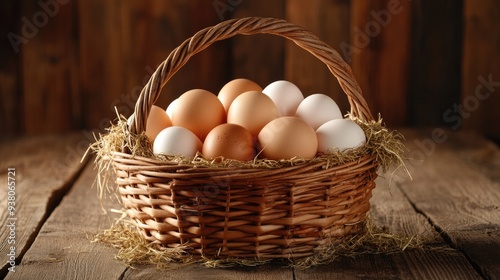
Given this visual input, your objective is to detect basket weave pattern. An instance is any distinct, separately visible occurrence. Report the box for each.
[115,17,378,259]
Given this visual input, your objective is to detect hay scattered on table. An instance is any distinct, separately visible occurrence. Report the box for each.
[91,212,193,270]
[91,213,446,270]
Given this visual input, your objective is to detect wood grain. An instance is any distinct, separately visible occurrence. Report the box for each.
[296,250,481,280]
[78,0,125,133]
[462,0,500,143]
[21,0,80,134]
[407,0,463,128]
[230,0,285,88]
[295,176,482,280]
[0,1,22,140]
[3,1,500,143]
[350,0,411,127]
[0,133,89,278]
[120,0,230,112]
[123,263,293,280]
[285,0,351,112]
[5,159,127,280]
[397,128,500,279]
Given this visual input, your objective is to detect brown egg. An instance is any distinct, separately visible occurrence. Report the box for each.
[141,105,172,142]
[202,123,255,161]
[227,91,279,137]
[218,78,262,112]
[257,116,318,160]
[172,89,226,141]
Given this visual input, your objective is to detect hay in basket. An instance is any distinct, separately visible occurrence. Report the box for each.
[88,17,410,268]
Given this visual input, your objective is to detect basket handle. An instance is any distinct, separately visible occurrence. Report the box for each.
[128,17,373,138]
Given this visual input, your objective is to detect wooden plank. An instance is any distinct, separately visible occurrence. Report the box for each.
[407,0,463,128]
[134,0,231,110]
[296,250,481,280]
[461,0,500,143]
[123,263,293,280]
[4,159,127,280]
[296,175,482,280]
[285,0,351,113]
[350,0,411,127]
[21,0,80,134]
[231,0,285,88]
[396,129,500,279]
[0,133,89,278]
[118,0,230,116]
[78,0,125,132]
[0,1,22,140]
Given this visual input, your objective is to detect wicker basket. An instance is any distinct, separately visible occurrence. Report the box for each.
[115,17,379,259]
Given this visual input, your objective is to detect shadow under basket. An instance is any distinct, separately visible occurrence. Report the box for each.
[96,17,404,261]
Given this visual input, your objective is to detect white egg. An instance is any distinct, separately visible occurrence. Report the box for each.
[295,94,342,130]
[153,126,202,158]
[262,80,304,116]
[316,119,366,153]
[166,98,178,120]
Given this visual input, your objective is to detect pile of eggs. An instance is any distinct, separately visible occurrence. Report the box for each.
[128,78,366,161]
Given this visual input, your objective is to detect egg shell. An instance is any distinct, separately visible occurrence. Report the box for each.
[202,123,255,161]
[258,116,318,160]
[218,78,262,112]
[316,119,366,153]
[153,126,202,158]
[227,91,280,137]
[166,98,178,120]
[262,80,304,116]
[172,89,226,141]
[295,93,343,130]
[127,105,172,142]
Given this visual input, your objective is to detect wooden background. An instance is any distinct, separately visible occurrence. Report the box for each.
[1,0,499,143]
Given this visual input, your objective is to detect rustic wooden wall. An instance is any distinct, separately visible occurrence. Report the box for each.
[1,0,499,143]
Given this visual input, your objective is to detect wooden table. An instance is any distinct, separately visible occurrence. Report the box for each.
[1,128,499,280]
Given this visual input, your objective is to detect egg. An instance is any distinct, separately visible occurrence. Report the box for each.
[172,89,226,141]
[202,123,255,161]
[227,91,279,137]
[166,98,177,120]
[127,105,172,142]
[295,93,343,130]
[262,80,304,116]
[258,116,317,160]
[153,126,202,158]
[218,78,262,112]
[316,119,366,153]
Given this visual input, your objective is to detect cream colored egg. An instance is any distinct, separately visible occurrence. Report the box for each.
[262,80,304,116]
[316,119,366,153]
[227,91,279,137]
[218,78,262,112]
[257,116,317,160]
[295,94,342,130]
[172,89,226,141]
[153,126,202,158]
